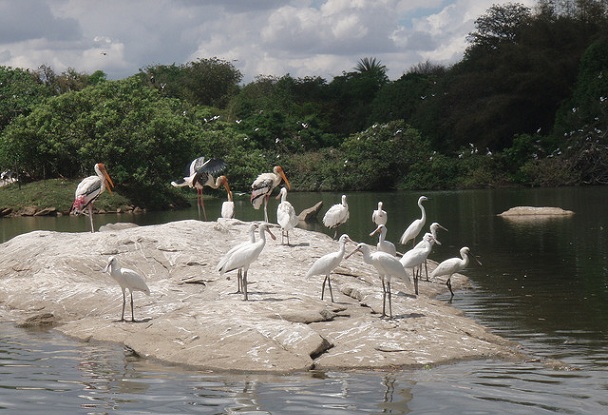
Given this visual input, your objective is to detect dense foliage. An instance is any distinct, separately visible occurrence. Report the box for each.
[1,1,607,208]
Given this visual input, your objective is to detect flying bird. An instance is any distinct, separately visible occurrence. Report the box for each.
[323,194,350,239]
[251,165,290,222]
[400,233,436,295]
[103,256,150,322]
[276,187,299,245]
[72,163,114,233]
[345,243,413,319]
[369,224,397,256]
[431,246,482,298]
[372,201,387,226]
[217,222,276,301]
[171,156,229,220]
[399,196,428,247]
[306,234,353,302]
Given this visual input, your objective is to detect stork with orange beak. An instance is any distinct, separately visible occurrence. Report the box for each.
[251,165,290,222]
[72,163,114,233]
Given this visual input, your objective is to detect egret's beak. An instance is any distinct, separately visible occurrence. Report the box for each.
[438,224,448,232]
[470,251,483,266]
[99,164,114,194]
[344,246,361,260]
[369,226,381,237]
[278,167,291,190]
[265,226,277,241]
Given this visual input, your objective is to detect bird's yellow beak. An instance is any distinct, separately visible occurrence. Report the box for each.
[344,246,360,260]
[277,167,290,190]
[99,164,114,194]
[220,176,231,195]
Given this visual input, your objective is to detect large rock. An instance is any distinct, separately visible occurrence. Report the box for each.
[0,219,520,371]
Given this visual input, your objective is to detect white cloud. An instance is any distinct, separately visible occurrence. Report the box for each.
[0,0,539,83]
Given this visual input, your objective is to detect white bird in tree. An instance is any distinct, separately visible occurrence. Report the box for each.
[251,165,291,222]
[372,201,387,226]
[306,234,353,302]
[369,224,397,256]
[221,189,235,219]
[72,163,115,233]
[399,195,428,247]
[400,233,436,295]
[276,187,299,245]
[103,256,150,322]
[345,243,413,319]
[431,246,482,299]
[323,194,350,239]
[217,222,276,301]
[171,157,230,221]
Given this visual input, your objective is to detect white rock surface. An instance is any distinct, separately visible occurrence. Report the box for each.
[0,219,520,371]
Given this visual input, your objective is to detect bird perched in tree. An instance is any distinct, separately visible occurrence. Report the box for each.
[171,156,229,220]
[372,201,387,226]
[323,194,350,239]
[399,196,428,247]
[72,163,114,233]
[345,243,413,319]
[431,246,482,299]
[306,234,353,302]
[251,165,290,222]
[276,187,299,245]
[103,256,150,322]
[217,222,276,300]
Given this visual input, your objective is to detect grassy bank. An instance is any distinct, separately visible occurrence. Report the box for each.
[0,179,133,213]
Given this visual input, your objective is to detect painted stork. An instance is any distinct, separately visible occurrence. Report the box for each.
[72,163,114,233]
[251,165,290,222]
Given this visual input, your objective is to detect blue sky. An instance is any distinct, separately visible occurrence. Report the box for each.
[0,0,536,83]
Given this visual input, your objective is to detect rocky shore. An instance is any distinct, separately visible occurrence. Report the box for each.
[0,219,522,372]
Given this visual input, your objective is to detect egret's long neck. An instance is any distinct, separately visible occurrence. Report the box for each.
[419,201,426,221]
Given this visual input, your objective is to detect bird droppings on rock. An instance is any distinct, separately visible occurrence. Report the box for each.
[0,219,524,372]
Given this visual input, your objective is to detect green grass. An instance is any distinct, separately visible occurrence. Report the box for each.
[0,179,132,213]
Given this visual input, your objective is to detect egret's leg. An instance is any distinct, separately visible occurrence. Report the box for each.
[243,270,248,301]
[321,276,327,300]
[236,269,243,293]
[327,276,335,303]
[414,268,419,295]
[381,277,387,318]
[446,276,454,298]
[88,204,95,233]
[387,280,392,319]
[424,260,429,281]
[130,291,135,322]
[120,289,126,322]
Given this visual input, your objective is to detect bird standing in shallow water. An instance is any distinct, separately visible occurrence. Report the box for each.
[431,246,482,299]
[72,163,114,233]
[276,187,299,245]
[400,196,428,247]
[251,166,290,222]
[323,194,350,239]
[103,256,150,322]
[171,157,229,221]
[217,222,276,300]
[345,243,413,319]
[306,234,353,302]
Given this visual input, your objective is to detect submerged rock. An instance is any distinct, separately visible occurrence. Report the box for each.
[0,219,521,372]
[498,206,574,216]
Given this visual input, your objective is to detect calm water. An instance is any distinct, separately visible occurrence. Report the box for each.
[2,187,608,413]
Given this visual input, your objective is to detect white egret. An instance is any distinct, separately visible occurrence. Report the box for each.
[251,166,290,222]
[276,187,299,245]
[323,194,350,239]
[345,243,413,319]
[369,224,397,256]
[415,222,448,281]
[103,256,150,322]
[431,246,482,298]
[372,201,387,226]
[72,163,114,233]
[399,196,428,247]
[306,234,353,302]
[400,233,436,295]
[217,222,276,300]
[221,189,235,219]
[216,223,257,294]
[171,157,230,220]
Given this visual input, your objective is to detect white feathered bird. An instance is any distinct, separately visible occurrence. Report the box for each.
[431,246,482,298]
[372,201,387,226]
[399,195,428,247]
[276,187,299,245]
[323,194,350,238]
[369,224,397,256]
[400,233,436,295]
[306,234,353,302]
[103,256,150,322]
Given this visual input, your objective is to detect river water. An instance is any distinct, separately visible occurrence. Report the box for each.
[1,187,608,414]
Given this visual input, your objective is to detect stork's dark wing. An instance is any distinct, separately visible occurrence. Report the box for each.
[197,158,227,175]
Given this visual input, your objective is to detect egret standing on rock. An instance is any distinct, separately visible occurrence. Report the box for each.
[399,196,428,247]
[323,194,349,239]
[369,224,397,256]
[171,157,230,221]
[72,163,114,233]
[306,234,353,302]
[103,256,150,322]
[372,201,387,226]
[345,243,413,319]
[217,222,276,301]
[251,166,290,222]
[276,187,299,245]
[400,233,436,295]
[431,246,482,299]
[417,222,448,281]
[216,223,257,294]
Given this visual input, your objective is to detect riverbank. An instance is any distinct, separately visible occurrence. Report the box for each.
[0,219,524,372]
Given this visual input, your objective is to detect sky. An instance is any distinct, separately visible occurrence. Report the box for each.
[0,0,537,83]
